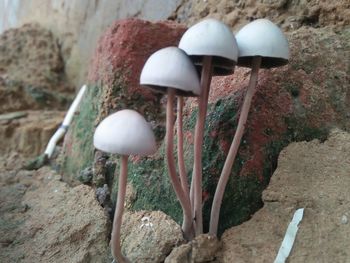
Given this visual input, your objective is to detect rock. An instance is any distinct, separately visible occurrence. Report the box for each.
[120,210,185,263]
[174,0,350,31]
[165,243,192,263]
[218,129,350,263]
[60,18,186,180]
[95,184,110,206]
[0,23,74,113]
[0,110,65,157]
[0,0,183,86]
[77,166,93,184]
[61,20,350,235]
[0,165,110,263]
[126,25,350,235]
[165,234,221,263]
[192,234,221,262]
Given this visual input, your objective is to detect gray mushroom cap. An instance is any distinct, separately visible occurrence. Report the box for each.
[93,110,156,156]
[179,18,238,76]
[140,47,201,97]
[235,19,289,68]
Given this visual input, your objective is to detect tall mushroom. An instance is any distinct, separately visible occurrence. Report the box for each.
[209,19,289,236]
[179,18,238,235]
[140,46,200,239]
[93,109,156,263]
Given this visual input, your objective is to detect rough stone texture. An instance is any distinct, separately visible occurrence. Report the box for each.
[165,234,221,263]
[121,210,185,263]
[61,18,349,235]
[0,111,65,157]
[0,23,74,113]
[218,129,350,263]
[60,19,186,182]
[0,161,110,263]
[0,0,182,86]
[174,0,350,31]
[128,25,350,235]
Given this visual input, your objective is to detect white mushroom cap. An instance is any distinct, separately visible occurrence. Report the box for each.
[235,19,289,68]
[140,47,200,97]
[179,18,238,76]
[93,110,156,156]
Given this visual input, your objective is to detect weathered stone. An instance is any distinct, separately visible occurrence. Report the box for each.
[0,23,74,113]
[174,0,350,31]
[121,210,185,263]
[128,25,350,235]
[61,20,349,236]
[0,110,65,157]
[165,234,221,263]
[0,0,183,86]
[60,18,186,181]
[218,129,350,263]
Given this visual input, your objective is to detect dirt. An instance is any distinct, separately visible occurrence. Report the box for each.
[218,129,350,263]
[0,154,110,263]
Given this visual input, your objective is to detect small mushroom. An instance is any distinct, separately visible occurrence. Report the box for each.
[94,109,156,263]
[179,18,238,235]
[140,46,200,239]
[209,19,289,236]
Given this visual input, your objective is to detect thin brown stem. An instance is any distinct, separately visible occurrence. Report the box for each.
[177,97,190,198]
[191,56,213,236]
[166,89,193,240]
[209,56,262,236]
[111,155,131,263]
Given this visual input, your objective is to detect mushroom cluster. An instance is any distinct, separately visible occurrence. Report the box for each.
[93,18,289,263]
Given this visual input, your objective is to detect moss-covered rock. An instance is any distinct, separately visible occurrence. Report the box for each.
[61,21,350,235]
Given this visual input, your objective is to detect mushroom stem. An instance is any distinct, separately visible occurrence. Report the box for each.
[177,97,190,198]
[209,56,262,236]
[111,155,131,263]
[191,56,213,236]
[166,89,193,240]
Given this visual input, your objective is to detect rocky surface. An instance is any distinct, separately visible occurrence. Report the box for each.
[0,23,74,113]
[61,17,350,235]
[218,129,350,263]
[0,1,349,262]
[121,210,184,263]
[0,111,65,157]
[165,234,221,263]
[0,157,110,263]
[174,0,350,31]
[61,19,186,181]
[0,0,183,85]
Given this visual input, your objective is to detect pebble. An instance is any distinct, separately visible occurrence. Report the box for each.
[341,215,348,224]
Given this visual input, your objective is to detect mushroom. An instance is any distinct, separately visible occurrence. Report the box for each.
[179,18,238,235]
[93,109,156,263]
[209,19,289,236]
[140,46,200,239]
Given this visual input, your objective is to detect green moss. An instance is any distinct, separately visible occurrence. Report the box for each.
[60,84,101,179]
[128,157,183,222]
[284,116,329,142]
[125,96,264,236]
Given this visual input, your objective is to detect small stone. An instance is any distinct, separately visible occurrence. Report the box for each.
[341,215,348,224]
[77,167,93,184]
[95,184,110,206]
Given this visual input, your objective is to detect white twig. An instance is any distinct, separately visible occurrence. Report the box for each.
[274,208,304,263]
[44,85,87,158]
